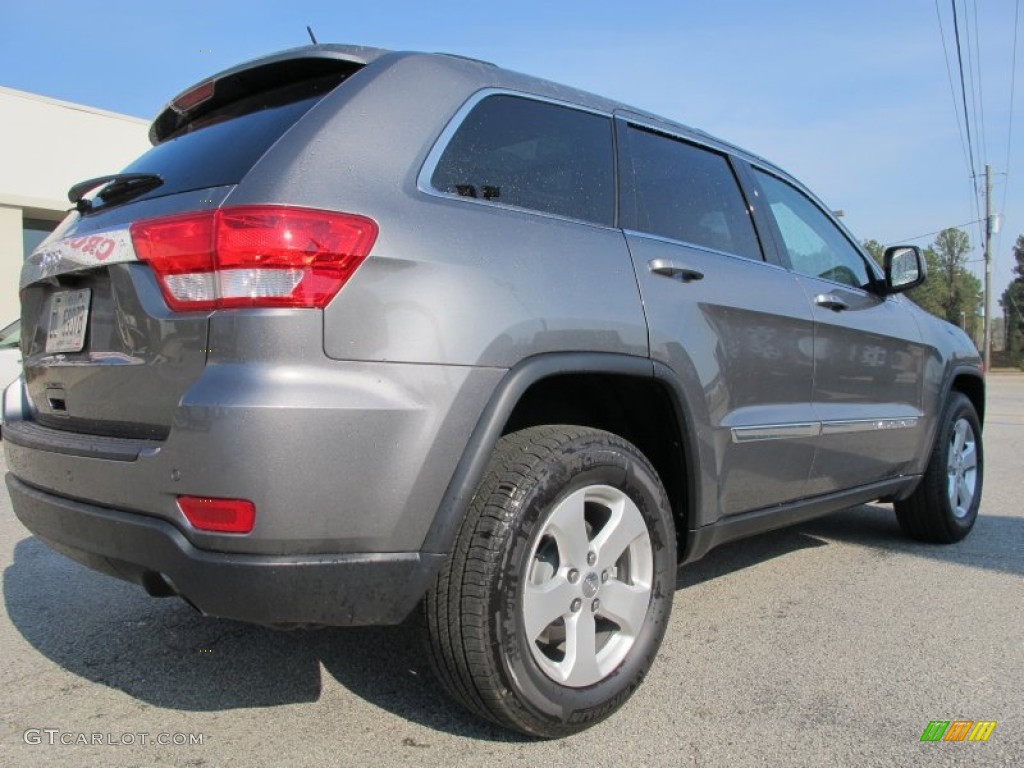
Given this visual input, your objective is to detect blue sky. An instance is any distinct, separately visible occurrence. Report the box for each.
[1,1,1020,304]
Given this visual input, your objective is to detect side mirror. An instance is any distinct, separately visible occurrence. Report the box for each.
[882,245,926,294]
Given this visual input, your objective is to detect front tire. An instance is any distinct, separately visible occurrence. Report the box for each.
[895,392,983,543]
[424,425,676,737]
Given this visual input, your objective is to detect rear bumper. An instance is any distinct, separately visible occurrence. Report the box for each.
[7,475,442,626]
[2,359,502,556]
[2,355,504,626]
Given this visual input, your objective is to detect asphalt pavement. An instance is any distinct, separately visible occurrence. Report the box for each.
[1,374,1021,767]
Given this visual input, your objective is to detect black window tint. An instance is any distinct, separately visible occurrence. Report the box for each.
[626,126,762,260]
[431,95,614,226]
[755,170,872,289]
[117,75,345,206]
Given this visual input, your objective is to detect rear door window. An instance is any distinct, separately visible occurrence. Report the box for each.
[430,95,615,226]
[624,125,762,260]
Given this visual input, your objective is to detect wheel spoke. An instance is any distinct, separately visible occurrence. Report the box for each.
[593,497,648,571]
[960,440,977,471]
[958,476,973,510]
[523,578,576,642]
[546,488,592,567]
[563,610,599,686]
[943,418,978,518]
[599,580,650,637]
[951,421,967,456]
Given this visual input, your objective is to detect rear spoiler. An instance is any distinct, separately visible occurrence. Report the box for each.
[149,44,388,145]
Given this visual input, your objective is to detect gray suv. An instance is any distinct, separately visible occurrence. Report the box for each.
[4,44,984,738]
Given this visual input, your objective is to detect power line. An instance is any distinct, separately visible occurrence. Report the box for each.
[935,0,973,179]
[962,1,987,250]
[936,0,985,244]
[951,0,987,258]
[969,0,988,168]
[1000,0,1020,220]
[992,0,1020,281]
[952,0,979,178]
[887,218,986,246]
[966,0,991,253]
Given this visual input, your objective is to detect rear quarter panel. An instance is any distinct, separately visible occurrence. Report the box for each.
[224,53,648,366]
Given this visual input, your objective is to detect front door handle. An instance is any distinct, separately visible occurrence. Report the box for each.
[648,259,704,282]
[815,293,848,312]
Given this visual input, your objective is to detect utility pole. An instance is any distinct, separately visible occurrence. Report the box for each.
[983,164,992,371]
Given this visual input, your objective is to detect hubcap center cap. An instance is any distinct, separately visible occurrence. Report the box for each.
[582,571,600,598]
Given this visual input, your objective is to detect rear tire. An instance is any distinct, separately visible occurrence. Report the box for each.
[895,392,983,543]
[424,425,675,737]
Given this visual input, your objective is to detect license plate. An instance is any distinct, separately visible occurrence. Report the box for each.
[45,289,91,354]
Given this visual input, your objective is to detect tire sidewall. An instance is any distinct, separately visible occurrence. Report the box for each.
[934,394,984,537]
[489,434,675,732]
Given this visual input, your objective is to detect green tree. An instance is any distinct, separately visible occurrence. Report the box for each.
[863,239,884,267]
[957,269,983,342]
[909,246,950,318]
[999,234,1024,364]
[932,228,975,325]
[864,228,982,343]
[910,228,982,342]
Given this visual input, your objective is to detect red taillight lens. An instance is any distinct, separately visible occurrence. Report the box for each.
[178,496,255,533]
[131,206,378,311]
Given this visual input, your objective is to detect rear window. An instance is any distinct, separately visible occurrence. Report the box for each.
[430,95,615,226]
[115,75,344,204]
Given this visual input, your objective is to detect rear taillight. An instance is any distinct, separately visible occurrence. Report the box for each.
[130,206,378,311]
[178,496,256,533]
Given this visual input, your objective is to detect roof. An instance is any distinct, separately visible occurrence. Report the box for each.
[152,43,777,170]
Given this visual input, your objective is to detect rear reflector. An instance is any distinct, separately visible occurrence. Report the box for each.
[178,496,256,533]
[130,206,378,311]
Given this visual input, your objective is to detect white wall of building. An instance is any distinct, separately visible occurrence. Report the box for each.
[0,86,150,322]
[0,206,22,322]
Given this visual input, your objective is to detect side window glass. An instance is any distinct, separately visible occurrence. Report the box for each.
[755,170,872,289]
[626,126,762,260]
[430,95,614,226]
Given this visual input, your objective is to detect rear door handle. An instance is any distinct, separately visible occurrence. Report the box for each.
[814,293,848,312]
[648,259,704,282]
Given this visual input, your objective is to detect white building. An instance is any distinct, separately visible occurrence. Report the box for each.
[0,86,150,322]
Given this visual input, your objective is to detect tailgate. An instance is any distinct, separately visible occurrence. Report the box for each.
[20,225,208,439]
[17,51,367,440]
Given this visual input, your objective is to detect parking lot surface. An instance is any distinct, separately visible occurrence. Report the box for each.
[1,373,1021,767]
